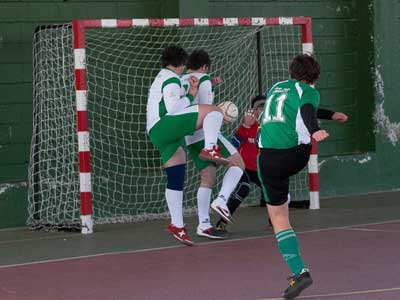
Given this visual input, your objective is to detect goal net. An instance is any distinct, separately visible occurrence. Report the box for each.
[28,18,315,231]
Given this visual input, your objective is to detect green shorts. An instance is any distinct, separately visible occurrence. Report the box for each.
[186,132,238,171]
[149,106,198,164]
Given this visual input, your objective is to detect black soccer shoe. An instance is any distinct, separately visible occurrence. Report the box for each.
[215,219,228,233]
[283,269,313,299]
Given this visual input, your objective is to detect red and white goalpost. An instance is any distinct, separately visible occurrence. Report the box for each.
[29,17,319,234]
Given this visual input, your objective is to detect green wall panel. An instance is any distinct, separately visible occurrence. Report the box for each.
[315,37,358,53]
[0,144,30,165]
[0,165,27,182]
[0,124,32,144]
[0,44,32,63]
[0,184,27,228]
[210,0,356,18]
[318,88,356,106]
[318,0,400,196]
[0,84,32,104]
[0,64,32,83]
[0,104,32,123]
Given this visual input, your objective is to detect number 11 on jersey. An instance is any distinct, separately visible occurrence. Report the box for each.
[262,93,287,124]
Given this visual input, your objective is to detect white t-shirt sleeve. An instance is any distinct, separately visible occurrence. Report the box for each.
[163,82,191,113]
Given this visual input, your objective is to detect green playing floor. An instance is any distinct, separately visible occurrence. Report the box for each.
[0,191,398,267]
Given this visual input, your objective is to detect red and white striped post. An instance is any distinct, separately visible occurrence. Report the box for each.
[308,139,320,209]
[73,20,93,233]
[297,17,320,209]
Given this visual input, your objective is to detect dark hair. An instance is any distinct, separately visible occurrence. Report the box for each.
[161,45,188,68]
[186,50,211,70]
[251,95,266,109]
[289,54,320,84]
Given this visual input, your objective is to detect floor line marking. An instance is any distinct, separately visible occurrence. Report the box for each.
[0,219,399,269]
[341,227,400,233]
[0,234,80,245]
[257,286,400,300]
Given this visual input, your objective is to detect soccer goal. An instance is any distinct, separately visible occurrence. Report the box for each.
[28,17,319,234]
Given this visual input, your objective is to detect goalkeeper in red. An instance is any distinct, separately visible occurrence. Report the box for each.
[257,54,328,299]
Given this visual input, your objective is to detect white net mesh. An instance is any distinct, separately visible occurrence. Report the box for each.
[28,22,308,229]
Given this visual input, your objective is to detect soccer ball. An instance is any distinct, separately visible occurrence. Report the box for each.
[217,101,239,124]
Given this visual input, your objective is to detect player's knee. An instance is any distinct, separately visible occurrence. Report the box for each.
[267,196,288,207]
[200,175,215,188]
[213,105,223,114]
[228,153,245,170]
[200,167,216,188]
[269,208,291,230]
[164,164,185,191]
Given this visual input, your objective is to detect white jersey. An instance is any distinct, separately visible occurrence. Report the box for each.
[146,68,193,133]
[181,72,214,145]
[181,72,214,105]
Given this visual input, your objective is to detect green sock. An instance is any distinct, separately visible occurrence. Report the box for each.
[276,229,305,275]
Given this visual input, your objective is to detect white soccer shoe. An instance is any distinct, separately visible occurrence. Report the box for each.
[211,196,233,224]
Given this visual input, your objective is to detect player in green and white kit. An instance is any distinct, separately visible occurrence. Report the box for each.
[181,50,244,238]
[146,46,229,246]
[257,54,329,299]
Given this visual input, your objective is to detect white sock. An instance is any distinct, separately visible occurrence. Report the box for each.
[197,187,212,229]
[165,189,184,228]
[203,111,223,149]
[218,166,243,201]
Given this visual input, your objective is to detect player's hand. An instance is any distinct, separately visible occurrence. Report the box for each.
[211,77,223,86]
[312,130,329,142]
[332,112,348,122]
[189,75,199,88]
[243,109,257,128]
[188,76,199,98]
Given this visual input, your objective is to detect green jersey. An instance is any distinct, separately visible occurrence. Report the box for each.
[258,79,320,149]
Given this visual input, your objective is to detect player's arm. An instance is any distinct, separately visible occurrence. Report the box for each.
[163,77,197,113]
[211,76,223,87]
[317,108,348,122]
[301,89,329,142]
[301,104,329,142]
[317,108,334,120]
[301,104,320,134]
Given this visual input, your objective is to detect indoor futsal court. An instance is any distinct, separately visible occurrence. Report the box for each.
[0,1,399,300]
[0,191,398,300]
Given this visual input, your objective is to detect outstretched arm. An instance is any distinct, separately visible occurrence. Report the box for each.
[332,111,348,122]
[317,108,348,122]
